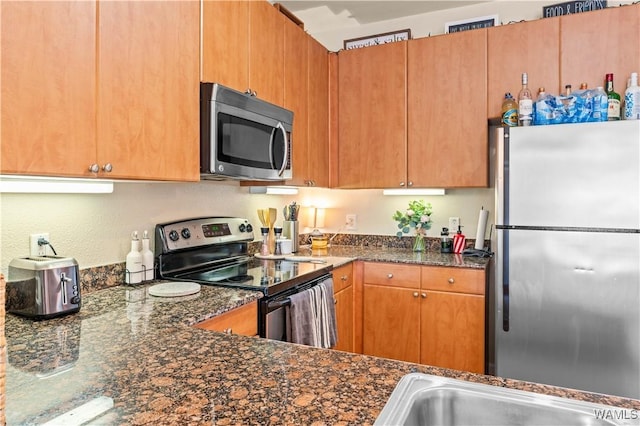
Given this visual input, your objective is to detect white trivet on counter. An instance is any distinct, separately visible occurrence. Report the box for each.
[148,282,201,297]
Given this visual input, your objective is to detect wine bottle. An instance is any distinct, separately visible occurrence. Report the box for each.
[517,73,533,126]
[606,73,621,121]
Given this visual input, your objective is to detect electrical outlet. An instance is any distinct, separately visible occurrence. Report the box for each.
[448,217,460,233]
[345,214,357,230]
[30,232,50,257]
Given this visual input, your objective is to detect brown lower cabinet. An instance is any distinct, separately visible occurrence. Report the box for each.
[332,263,354,352]
[361,262,486,374]
[194,301,258,337]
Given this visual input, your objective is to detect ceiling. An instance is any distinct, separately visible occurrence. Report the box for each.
[277,1,488,27]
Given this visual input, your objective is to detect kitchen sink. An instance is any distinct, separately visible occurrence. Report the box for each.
[375,373,638,426]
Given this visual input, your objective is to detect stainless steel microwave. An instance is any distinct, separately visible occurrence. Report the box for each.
[200,83,293,181]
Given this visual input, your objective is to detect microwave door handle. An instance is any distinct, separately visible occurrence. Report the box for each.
[276,121,289,177]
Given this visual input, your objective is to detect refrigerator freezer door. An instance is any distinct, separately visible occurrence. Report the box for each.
[496,229,640,399]
[508,121,640,229]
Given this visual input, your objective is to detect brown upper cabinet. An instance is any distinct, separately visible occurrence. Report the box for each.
[487,17,560,120]
[337,42,408,189]
[98,1,199,181]
[560,5,640,94]
[408,29,488,188]
[288,35,330,187]
[202,1,284,106]
[1,1,97,177]
[1,1,200,181]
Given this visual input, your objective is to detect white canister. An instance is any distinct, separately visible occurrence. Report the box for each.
[279,239,293,255]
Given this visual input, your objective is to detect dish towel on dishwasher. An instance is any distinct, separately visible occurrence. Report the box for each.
[286,278,337,348]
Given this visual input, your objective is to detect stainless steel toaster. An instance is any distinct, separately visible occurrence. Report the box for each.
[7,256,81,319]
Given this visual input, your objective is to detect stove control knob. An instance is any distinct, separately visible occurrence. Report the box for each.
[239,223,246,233]
[181,228,191,239]
[246,224,253,233]
[168,230,179,241]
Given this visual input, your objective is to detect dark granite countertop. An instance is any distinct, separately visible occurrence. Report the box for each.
[6,248,639,424]
[301,245,491,269]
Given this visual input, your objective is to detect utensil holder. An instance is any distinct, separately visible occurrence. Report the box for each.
[282,220,299,252]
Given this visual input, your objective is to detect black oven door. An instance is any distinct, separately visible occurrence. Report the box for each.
[259,273,332,341]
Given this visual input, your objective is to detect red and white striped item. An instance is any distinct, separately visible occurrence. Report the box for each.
[453,233,466,254]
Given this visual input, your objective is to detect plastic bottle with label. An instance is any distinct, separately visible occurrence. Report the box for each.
[501,93,518,127]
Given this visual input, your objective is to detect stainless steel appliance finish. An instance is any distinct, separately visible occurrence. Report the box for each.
[489,121,640,399]
[7,256,81,319]
[375,373,637,426]
[200,83,293,181]
[155,217,334,340]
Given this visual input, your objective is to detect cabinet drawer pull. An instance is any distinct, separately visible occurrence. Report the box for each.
[448,277,455,284]
[387,273,393,279]
[421,292,427,298]
[413,292,419,297]
[341,275,348,281]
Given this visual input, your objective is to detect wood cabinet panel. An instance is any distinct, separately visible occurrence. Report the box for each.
[201,0,250,89]
[334,286,353,352]
[363,284,421,363]
[422,266,485,295]
[305,36,330,188]
[363,262,420,289]
[195,302,258,336]
[285,19,309,187]
[1,1,97,177]
[420,290,485,373]
[407,30,488,188]
[561,5,640,94]
[333,263,354,293]
[487,18,560,119]
[249,1,284,106]
[333,263,353,352]
[98,0,199,180]
[338,42,407,188]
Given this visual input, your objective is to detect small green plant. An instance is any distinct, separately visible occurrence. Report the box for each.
[393,200,433,237]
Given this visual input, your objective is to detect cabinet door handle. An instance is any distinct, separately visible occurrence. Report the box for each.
[102,163,113,173]
[341,275,348,281]
[448,277,455,284]
[408,181,413,187]
[421,292,427,298]
[387,273,393,279]
[89,163,100,173]
[224,328,233,334]
[399,182,405,187]
[413,292,419,297]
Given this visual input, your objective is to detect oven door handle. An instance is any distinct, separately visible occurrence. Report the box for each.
[267,298,291,311]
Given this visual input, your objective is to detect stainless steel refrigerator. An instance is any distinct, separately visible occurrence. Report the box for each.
[489,120,640,399]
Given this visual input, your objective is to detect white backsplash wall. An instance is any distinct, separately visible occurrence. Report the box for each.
[295,187,494,240]
[0,181,286,272]
[0,182,493,273]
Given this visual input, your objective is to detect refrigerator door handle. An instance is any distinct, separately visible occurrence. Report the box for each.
[502,229,510,332]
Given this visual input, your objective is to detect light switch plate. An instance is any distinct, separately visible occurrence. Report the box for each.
[345,214,357,230]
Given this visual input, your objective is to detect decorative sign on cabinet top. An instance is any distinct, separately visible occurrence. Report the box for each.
[543,0,607,17]
[343,29,411,50]
[445,15,498,33]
